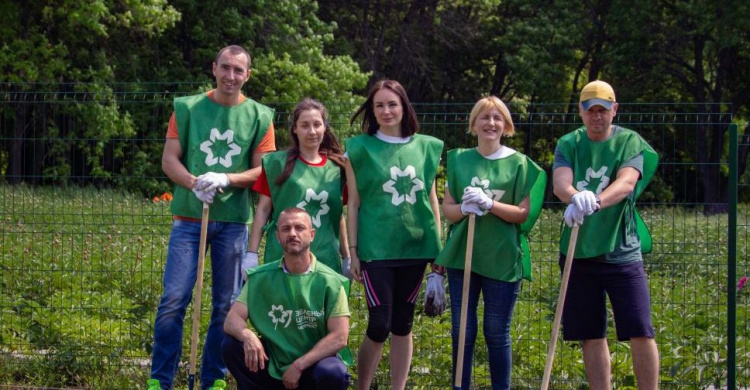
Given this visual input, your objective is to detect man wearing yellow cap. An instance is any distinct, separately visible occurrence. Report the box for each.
[552,80,660,389]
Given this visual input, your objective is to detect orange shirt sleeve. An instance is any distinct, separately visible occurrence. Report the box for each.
[254,122,276,153]
[166,112,178,139]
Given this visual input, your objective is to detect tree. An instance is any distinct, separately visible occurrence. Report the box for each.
[0,0,180,185]
[600,0,750,213]
[0,0,369,193]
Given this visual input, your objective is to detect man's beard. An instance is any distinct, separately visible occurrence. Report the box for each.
[283,240,310,255]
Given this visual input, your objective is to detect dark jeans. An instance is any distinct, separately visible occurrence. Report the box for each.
[221,335,350,390]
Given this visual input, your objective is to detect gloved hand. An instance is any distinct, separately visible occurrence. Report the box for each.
[460,201,484,217]
[341,257,352,279]
[572,190,599,215]
[462,187,493,210]
[423,272,447,317]
[195,172,230,192]
[563,203,585,227]
[241,251,259,281]
[192,187,216,204]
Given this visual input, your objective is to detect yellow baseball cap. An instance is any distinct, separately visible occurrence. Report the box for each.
[580,80,616,110]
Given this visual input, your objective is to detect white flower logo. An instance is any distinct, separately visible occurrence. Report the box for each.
[268,304,293,330]
[296,189,330,228]
[576,166,610,194]
[470,176,505,201]
[383,165,424,206]
[200,128,241,168]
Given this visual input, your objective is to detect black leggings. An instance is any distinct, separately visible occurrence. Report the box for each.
[361,263,426,342]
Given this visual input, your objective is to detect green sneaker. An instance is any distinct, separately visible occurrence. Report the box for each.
[146,379,161,390]
[207,379,227,390]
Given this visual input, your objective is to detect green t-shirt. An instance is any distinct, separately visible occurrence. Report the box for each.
[261,151,344,272]
[170,92,274,223]
[555,125,658,262]
[346,134,443,261]
[435,147,546,281]
[237,254,349,380]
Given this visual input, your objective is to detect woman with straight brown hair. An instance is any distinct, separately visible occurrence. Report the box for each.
[246,98,350,275]
[345,79,443,390]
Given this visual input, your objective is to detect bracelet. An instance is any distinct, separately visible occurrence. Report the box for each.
[348,245,357,249]
[247,250,258,254]
[292,360,304,372]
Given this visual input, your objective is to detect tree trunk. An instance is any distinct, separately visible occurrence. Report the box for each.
[738,124,750,180]
[701,119,729,215]
[8,103,28,184]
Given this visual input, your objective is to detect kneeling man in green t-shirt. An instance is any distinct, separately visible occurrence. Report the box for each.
[223,207,351,389]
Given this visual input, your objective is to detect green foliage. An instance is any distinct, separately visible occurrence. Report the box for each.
[0,0,369,194]
[0,184,170,387]
[153,0,369,103]
[251,52,368,103]
[0,0,180,83]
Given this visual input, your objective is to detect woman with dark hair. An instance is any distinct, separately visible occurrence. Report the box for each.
[437,96,545,390]
[246,98,350,276]
[345,79,443,390]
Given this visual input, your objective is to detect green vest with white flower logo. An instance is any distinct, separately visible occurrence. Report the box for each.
[171,93,273,223]
[346,134,443,261]
[436,148,545,281]
[556,126,658,260]
[262,151,344,272]
[242,255,350,380]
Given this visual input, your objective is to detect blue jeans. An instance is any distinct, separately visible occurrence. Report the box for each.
[448,269,520,390]
[150,219,247,390]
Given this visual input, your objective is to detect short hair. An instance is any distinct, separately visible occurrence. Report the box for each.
[215,45,252,68]
[277,207,312,230]
[468,96,515,136]
[350,79,420,137]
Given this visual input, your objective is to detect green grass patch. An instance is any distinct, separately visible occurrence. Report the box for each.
[1,185,747,388]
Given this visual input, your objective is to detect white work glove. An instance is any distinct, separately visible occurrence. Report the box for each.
[192,187,216,204]
[462,187,493,210]
[563,203,585,227]
[423,272,447,317]
[460,201,484,217]
[194,172,230,192]
[241,251,259,281]
[341,257,352,279]
[572,190,599,215]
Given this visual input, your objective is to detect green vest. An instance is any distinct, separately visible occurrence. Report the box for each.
[346,134,444,261]
[262,151,344,272]
[435,148,546,281]
[171,93,274,223]
[557,126,658,259]
[243,255,350,380]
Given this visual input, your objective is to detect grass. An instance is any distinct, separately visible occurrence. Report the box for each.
[0,185,747,388]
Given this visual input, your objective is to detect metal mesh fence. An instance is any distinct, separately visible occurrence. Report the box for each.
[0,84,745,389]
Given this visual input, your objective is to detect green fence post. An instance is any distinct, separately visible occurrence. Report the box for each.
[728,123,737,390]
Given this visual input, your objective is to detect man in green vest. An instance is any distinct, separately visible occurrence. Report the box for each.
[552,80,660,390]
[222,207,351,389]
[148,45,276,390]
